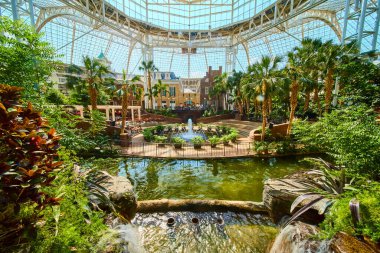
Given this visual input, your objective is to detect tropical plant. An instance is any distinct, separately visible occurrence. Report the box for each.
[154,135,167,143]
[208,136,220,147]
[283,158,354,228]
[0,84,62,248]
[212,72,229,111]
[227,71,244,114]
[117,70,141,134]
[220,135,231,145]
[0,17,57,97]
[191,136,205,148]
[293,105,380,180]
[142,128,154,142]
[45,88,67,105]
[152,80,169,108]
[139,60,158,109]
[82,56,110,110]
[245,56,283,140]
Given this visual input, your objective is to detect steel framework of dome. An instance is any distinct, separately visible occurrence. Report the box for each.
[1,0,379,78]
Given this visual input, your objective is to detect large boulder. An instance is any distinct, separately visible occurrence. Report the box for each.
[102,173,137,221]
[270,221,330,253]
[263,171,329,223]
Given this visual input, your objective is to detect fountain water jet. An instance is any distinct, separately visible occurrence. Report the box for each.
[172,118,206,142]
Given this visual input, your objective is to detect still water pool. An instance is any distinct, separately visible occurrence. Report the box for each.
[119,157,307,201]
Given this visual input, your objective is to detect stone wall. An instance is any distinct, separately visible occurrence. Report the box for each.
[197,113,235,124]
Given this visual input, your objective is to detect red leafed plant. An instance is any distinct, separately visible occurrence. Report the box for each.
[0,84,62,220]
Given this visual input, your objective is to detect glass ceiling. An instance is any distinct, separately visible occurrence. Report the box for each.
[1,0,379,78]
[107,0,277,31]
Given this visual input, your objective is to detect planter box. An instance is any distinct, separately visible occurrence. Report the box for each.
[174,144,182,149]
[193,144,202,149]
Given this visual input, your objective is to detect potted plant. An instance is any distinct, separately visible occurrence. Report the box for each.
[142,128,154,142]
[155,125,164,134]
[228,131,239,143]
[221,135,230,146]
[191,136,205,149]
[172,137,185,149]
[154,135,167,147]
[209,136,220,148]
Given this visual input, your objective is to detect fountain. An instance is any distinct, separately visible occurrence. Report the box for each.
[173,118,206,142]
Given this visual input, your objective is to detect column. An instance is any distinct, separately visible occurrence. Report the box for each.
[106,107,110,120]
[138,107,141,120]
[131,108,135,122]
[112,108,115,121]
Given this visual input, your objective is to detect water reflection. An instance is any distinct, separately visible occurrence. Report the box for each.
[120,157,306,201]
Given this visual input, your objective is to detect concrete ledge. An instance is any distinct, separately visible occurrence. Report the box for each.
[137,199,268,213]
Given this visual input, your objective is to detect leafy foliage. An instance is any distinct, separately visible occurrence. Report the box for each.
[0,84,62,248]
[319,182,380,243]
[293,106,380,180]
[0,17,58,96]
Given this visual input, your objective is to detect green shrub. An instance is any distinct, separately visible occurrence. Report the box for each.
[220,135,231,144]
[208,136,220,145]
[154,135,167,143]
[228,132,239,143]
[253,141,270,153]
[293,105,380,180]
[142,128,154,142]
[45,88,67,105]
[319,182,380,243]
[191,136,205,145]
[171,137,185,144]
[155,125,164,133]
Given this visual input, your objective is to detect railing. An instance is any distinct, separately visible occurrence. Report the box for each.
[120,142,254,158]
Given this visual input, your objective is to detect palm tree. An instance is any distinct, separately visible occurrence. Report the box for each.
[285,51,303,135]
[320,41,341,113]
[138,61,158,109]
[83,56,109,110]
[153,80,169,108]
[117,70,141,134]
[227,71,244,115]
[248,56,282,141]
[213,72,228,110]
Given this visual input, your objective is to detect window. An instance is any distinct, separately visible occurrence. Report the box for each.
[205,87,209,95]
[161,90,167,96]
[58,77,66,83]
[169,86,176,96]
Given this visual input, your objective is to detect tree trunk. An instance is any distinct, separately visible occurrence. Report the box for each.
[303,91,310,112]
[313,87,321,116]
[268,96,272,115]
[121,85,128,134]
[88,79,97,110]
[324,68,334,113]
[148,72,153,109]
[287,79,299,135]
[261,81,268,141]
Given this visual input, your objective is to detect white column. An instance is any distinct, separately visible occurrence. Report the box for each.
[112,108,115,121]
[106,107,110,120]
[131,108,135,122]
[138,108,141,120]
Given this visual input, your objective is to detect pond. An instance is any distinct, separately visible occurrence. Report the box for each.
[119,157,307,201]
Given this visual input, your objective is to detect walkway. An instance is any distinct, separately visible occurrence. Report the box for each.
[212,119,261,139]
[120,142,254,159]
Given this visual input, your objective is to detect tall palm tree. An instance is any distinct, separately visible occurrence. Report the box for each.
[117,70,141,134]
[227,71,244,115]
[320,41,341,113]
[153,80,169,108]
[248,56,282,141]
[213,72,228,110]
[285,51,303,135]
[138,61,158,109]
[83,56,109,110]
